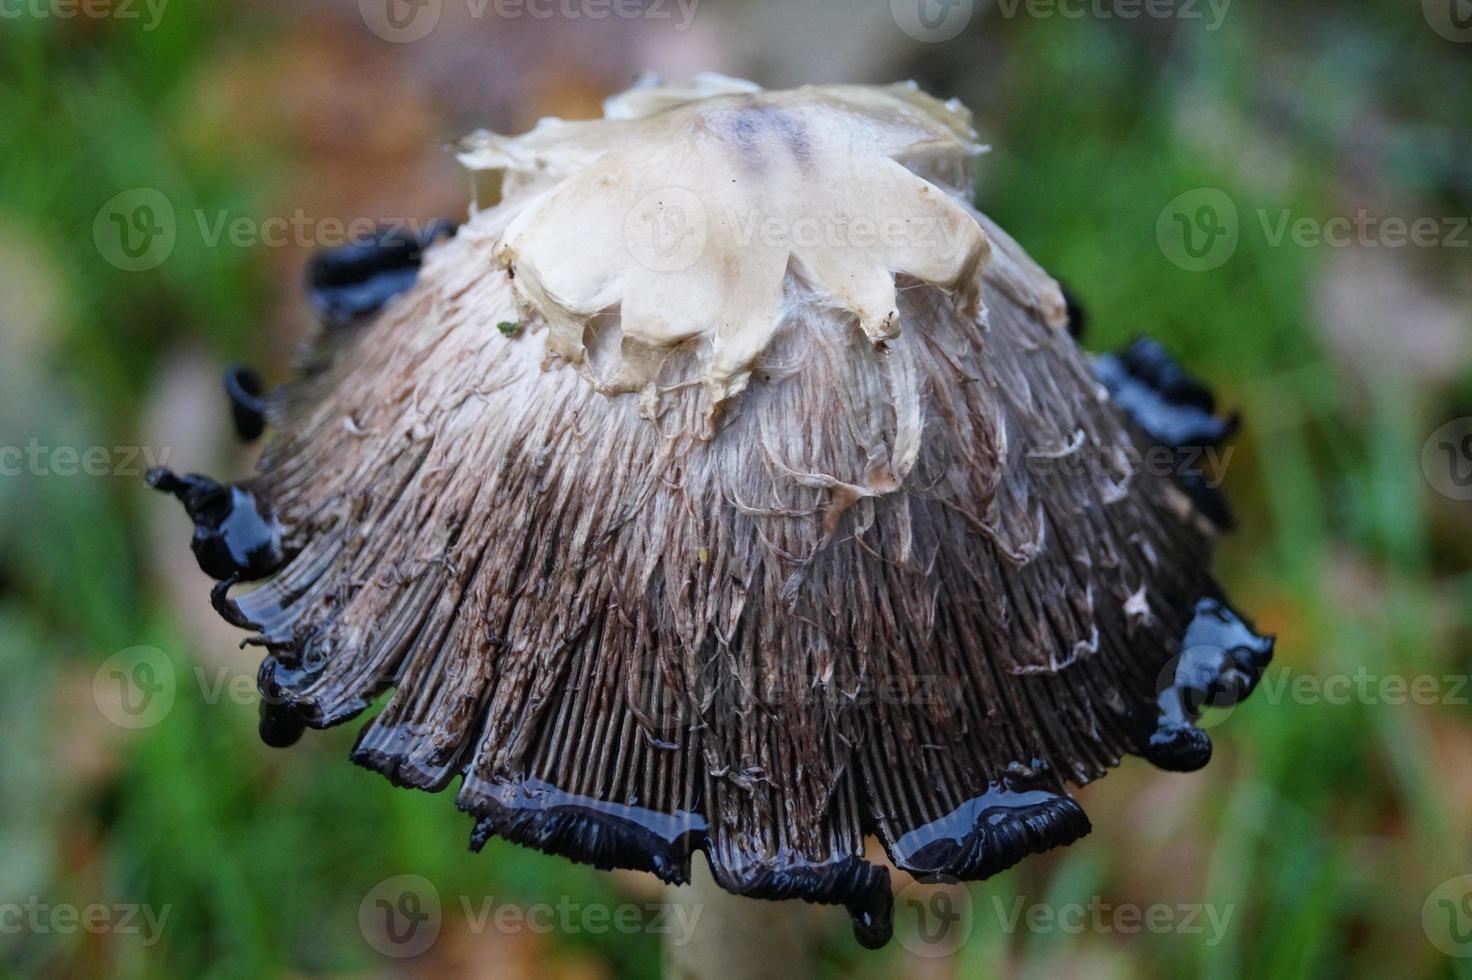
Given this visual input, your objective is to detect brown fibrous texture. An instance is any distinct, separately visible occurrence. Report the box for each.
[227,188,1226,943]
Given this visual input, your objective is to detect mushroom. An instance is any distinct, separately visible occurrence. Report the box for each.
[150,75,1273,949]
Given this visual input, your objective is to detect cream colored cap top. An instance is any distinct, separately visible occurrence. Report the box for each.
[458,75,991,408]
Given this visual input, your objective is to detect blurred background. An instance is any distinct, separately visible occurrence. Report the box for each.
[2,0,1471,977]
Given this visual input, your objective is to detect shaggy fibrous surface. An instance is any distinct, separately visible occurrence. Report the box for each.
[157,77,1272,948]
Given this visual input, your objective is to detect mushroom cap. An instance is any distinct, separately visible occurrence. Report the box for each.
[461,74,992,408]
[160,77,1271,949]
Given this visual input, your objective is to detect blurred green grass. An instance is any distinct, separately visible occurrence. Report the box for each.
[2,4,1470,978]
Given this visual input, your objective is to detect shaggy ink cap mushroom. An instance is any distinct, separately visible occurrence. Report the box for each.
[150,76,1273,949]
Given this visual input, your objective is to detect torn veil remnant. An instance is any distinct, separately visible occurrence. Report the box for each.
[151,75,1273,949]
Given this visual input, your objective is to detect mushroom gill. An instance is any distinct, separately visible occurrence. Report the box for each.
[150,76,1273,949]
